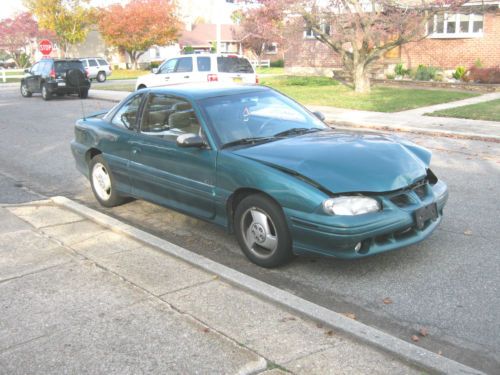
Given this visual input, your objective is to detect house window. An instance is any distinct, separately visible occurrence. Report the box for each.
[264,43,278,54]
[304,22,330,39]
[430,13,483,38]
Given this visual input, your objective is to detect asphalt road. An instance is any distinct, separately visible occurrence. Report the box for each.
[1,84,499,373]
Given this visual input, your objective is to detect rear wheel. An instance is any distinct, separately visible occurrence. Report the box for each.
[234,194,293,268]
[20,82,32,97]
[96,71,106,82]
[89,155,126,207]
[79,88,89,99]
[41,84,51,101]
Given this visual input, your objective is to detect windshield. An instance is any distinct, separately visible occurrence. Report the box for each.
[199,90,327,147]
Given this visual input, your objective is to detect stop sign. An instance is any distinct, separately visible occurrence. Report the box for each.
[38,39,53,55]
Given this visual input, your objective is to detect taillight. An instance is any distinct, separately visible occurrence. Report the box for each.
[85,68,89,78]
[50,68,56,78]
[255,75,259,84]
[207,74,218,82]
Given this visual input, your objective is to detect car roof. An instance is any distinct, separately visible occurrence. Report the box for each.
[146,83,270,100]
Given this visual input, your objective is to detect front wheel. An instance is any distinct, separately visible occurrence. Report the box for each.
[89,155,126,207]
[20,82,32,97]
[234,194,293,268]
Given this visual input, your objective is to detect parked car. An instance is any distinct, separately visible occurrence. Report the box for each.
[80,57,112,82]
[20,58,91,100]
[71,84,448,268]
[135,54,257,90]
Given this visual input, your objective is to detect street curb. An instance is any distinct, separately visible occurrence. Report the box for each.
[329,120,500,143]
[51,196,484,375]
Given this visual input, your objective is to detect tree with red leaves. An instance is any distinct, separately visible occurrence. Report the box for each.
[263,0,469,93]
[236,0,286,63]
[98,0,181,69]
[0,13,39,67]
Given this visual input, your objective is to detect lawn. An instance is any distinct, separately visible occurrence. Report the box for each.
[256,67,284,75]
[426,99,500,122]
[108,69,149,80]
[95,83,136,91]
[93,75,479,113]
[260,76,478,112]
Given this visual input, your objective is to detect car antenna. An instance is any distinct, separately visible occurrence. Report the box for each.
[76,70,87,120]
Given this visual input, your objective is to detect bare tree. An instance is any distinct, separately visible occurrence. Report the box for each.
[287,0,468,93]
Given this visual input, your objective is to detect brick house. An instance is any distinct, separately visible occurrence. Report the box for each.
[284,2,500,76]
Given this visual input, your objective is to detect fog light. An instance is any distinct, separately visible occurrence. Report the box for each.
[354,242,362,253]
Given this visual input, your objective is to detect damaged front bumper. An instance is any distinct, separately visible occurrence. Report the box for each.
[286,180,448,259]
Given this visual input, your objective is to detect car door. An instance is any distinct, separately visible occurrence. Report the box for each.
[26,62,41,92]
[102,92,146,193]
[149,58,178,87]
[128,93,216,219]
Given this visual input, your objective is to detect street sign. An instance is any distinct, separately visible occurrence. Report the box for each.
[38,39,53,56]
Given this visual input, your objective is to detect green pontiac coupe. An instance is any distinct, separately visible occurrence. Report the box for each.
[71,84,448,267]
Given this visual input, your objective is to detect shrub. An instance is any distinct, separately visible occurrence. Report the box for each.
[149,61,160,69]
[386,73,395,79]
[270,59,284,68]
[394,63,410,77]
[452,66,467,80]
[466,66,500,84]
[413,65,438,81]
[183,45,194,54]
[474,58,483,68]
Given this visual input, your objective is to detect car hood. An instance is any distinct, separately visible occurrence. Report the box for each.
[230,131,431,193]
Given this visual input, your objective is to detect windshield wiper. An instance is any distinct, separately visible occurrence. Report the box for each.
[221,137,275,149]
[273,127,323,138]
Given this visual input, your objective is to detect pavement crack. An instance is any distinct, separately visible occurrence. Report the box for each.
[159,277,218,296]
[0,333,53,355]
[0,262,72,285]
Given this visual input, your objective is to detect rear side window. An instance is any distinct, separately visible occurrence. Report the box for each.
[217,57,254,73]
[55,61,84,74]
[88,59,98,67]
[175,57,193,73]
[97,59,108,66]
[197,57,211,72]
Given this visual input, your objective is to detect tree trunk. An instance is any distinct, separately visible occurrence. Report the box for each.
[353,64,371,93]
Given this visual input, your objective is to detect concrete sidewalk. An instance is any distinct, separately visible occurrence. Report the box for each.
[89,89,500,142]
[0,198,484,374]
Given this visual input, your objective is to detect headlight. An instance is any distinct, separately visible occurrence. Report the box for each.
[323,196,381,216]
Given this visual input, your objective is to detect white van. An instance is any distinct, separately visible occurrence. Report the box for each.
[135,54,257,90]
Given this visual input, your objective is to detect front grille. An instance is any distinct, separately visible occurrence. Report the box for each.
[389,180,429,207]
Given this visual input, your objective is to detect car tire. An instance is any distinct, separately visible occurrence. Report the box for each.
[20,82,32,97]
[234,194,293,268]
[96,71,106,82]
[79,88,89,99]
[89,155,126,207]
[41,84,51,101]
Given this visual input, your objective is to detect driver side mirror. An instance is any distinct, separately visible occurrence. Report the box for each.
[151,67,159,74]
[177,133,205,148]
[313,111,325,122]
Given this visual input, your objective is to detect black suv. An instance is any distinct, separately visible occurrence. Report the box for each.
[20,58,91,100]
